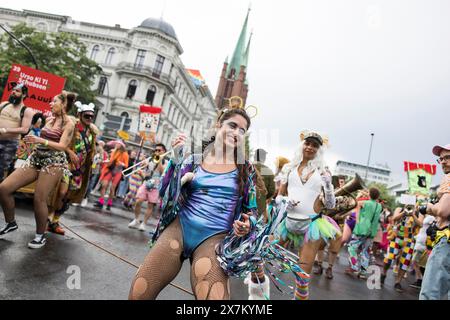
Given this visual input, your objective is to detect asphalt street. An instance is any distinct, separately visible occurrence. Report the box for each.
[0,195,420,300]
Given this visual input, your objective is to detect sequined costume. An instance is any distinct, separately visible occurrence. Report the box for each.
[152,153,258,248]
[25,126,67,173]
[66,120,97,203]
[178,166,239,258]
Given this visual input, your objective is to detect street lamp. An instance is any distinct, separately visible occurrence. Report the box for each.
[0,24,39,70]
[365,133,375,182]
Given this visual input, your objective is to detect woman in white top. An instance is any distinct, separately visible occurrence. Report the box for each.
[277,131,340,300]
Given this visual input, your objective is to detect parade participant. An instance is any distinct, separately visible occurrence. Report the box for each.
[345,188,383,279]
[129,107,258,300]
[276,131,339,300]
[48,102,98,235]
[117,150,137,199]
[380,204,422,292]
[0,91,76,248]
[314,176,347,280]
[419,143,450,300]
[123,152,147,210]
[128,144,167,232]
[410,214,435,289]
[246,148,274,300]
[254,149,276,221]
[94,141,129,211]
[274,156,290,195]
[14,112,46,169]
[0,83,34,181]
[83,140,108,206]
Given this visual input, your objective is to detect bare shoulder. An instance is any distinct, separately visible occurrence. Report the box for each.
[90,123,100,135]
[67,115,78,125]
[64,120,75,132]
[24,107,36,116]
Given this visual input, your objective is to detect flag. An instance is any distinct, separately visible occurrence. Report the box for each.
[404,161,437,196]
[186,69,205,88]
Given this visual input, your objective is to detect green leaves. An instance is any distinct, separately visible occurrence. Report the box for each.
[0,23,101,103]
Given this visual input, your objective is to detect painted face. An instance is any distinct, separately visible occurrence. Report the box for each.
[439,150,450,174]
[217,114,248,150]
[339,179,346,188]
[302,139,320,160]
[81,112,94,125]
[50,95,64,115]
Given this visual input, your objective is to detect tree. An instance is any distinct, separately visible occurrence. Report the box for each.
[0,23,101,104]
[367,182,397,211]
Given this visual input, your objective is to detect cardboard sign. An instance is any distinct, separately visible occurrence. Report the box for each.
[399,194,417,206]
[139,105,162,143]
[2,64,66,116]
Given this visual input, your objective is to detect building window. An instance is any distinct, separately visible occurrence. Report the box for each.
[153,54,165,78]
[98,76,107,95]
[35,22,48,32]
[134,50,147,69]
[90,45,100,60]
[146,85,157,105]
[126,80,138,99]
[105,47,116,65]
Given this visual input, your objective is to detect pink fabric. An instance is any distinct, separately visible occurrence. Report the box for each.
[136,184,160,204]
[324,215,341,231]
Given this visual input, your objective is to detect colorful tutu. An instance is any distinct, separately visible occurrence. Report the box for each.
[277,214,341,247]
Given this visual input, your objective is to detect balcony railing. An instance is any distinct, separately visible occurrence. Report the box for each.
[116,63,176,89]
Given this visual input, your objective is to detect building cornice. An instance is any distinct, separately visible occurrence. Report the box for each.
[22,9,69,22]
[130,27,183,54]
[60,28,130,45]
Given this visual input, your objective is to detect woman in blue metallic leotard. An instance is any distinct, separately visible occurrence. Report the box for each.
[129,108,259,300]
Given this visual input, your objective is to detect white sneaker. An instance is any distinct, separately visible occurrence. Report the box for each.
[248,276,270,300]
[28,235,47,249]
[139,223,146,232]
[128,220,140,229]
[81,198,88,207]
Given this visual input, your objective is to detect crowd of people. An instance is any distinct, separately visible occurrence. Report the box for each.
[0,85,448,301]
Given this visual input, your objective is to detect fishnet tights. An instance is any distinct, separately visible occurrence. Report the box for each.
[129,218,229,300]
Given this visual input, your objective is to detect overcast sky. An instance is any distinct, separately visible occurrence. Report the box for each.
[2,0,449,184]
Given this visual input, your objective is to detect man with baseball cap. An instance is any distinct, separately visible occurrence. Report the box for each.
[419,143,450,300]
[0,82,34,181]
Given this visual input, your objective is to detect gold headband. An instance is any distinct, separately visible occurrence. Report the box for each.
[221,96,258,119]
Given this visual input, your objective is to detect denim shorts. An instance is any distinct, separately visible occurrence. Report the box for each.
[419,237,449,300]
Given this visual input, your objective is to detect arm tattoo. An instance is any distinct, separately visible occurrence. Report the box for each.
[62,125,74,148]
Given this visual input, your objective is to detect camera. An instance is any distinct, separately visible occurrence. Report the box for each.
[426,222,438,242]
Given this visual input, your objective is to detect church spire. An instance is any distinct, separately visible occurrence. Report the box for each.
[228,7,250,79]
[243,30,253,67]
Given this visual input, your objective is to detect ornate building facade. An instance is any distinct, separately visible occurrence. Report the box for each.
[0,7,218,147]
